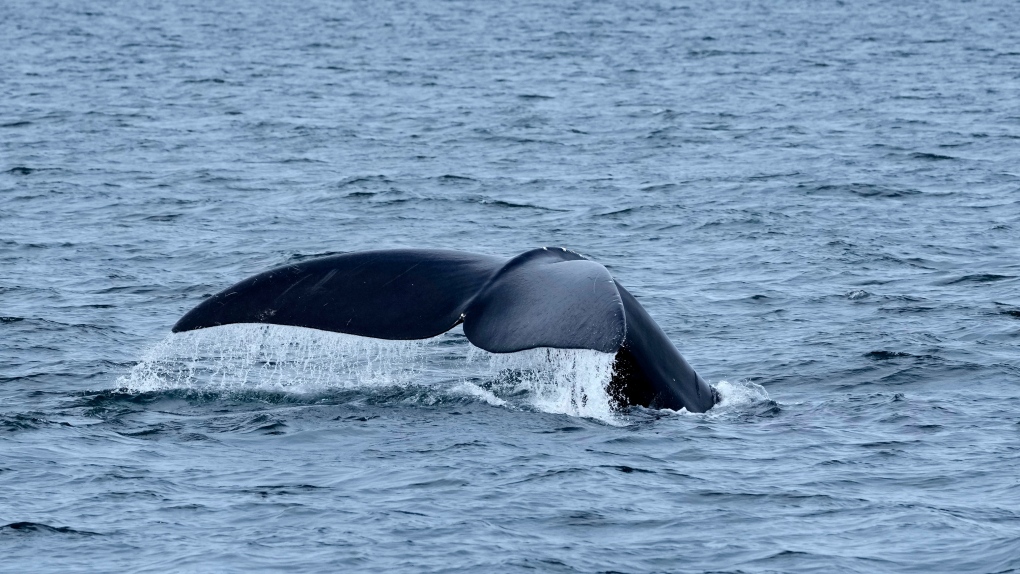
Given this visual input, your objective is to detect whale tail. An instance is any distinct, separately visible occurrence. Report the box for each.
[173,247,716,412]
[174,247,625,354]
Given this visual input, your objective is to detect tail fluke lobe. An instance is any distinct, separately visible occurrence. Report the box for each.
[172,249,504,339]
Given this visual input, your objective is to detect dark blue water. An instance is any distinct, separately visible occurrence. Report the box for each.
[3,0,1019,571]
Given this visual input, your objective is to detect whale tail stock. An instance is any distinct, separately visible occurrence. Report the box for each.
[172,247,716,412]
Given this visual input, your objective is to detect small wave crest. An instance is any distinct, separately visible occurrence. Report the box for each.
[0,522,101,536]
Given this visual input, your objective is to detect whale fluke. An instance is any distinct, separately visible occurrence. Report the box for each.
[173,247,716,412]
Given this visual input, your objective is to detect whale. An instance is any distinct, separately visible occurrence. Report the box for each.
[172,247,717,412]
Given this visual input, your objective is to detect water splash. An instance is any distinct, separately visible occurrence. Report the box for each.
[713,379,771,409]
[118,324,438,393]
[471,346,619,422]
[118,324,620,422]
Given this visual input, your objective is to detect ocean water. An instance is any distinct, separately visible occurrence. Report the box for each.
[2,0,1019,571]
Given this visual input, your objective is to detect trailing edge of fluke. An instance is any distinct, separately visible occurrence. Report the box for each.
[173,247,717,412]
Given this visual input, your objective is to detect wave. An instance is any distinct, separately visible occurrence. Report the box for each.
[0,522,101,536]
